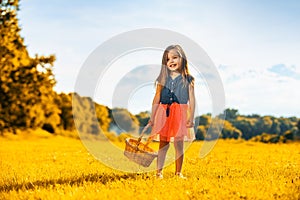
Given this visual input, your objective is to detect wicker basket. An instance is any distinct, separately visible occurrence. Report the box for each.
[124,138,158,167]
[124,125,158,167]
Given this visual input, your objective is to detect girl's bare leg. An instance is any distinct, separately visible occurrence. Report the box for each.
[157,140,170,174]
[174,139,184,173]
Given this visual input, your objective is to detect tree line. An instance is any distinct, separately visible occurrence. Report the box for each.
[195,109,300,142]
[1,1,299,142]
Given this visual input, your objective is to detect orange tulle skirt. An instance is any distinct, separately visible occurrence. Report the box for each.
[151,103,191,142]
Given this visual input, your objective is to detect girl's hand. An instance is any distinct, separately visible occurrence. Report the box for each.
[148,119,154,126]
[186,119,194,128]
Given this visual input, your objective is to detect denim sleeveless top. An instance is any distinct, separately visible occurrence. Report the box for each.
[160,75,193,105]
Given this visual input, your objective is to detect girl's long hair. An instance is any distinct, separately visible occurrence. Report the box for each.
[156,45,194,89]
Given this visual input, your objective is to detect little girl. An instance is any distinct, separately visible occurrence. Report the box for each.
[148,44,195,179]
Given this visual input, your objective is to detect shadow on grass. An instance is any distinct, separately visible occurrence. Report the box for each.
[0,173,148,192]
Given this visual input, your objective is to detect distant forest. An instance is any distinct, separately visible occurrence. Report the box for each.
[1,1,299,142]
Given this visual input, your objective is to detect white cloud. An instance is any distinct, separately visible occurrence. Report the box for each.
[18,1,300,116]
[268,64,300,80]
[219,65,300,117]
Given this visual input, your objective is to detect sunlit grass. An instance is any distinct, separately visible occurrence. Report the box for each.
[0,134,299,199]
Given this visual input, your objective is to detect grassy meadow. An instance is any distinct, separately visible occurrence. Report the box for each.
[0,132,299,200]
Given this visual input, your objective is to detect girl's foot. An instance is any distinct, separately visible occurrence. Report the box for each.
[156,172,163,179]
[175,172,187,179]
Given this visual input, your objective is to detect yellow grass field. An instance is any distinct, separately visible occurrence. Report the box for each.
[0,134,299,200]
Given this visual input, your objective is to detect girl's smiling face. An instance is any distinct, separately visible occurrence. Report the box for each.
[167,49,182,72]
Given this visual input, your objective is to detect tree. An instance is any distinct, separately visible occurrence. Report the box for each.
[253,116,273,136]
[196,115,211,128]
[270,118,281,135]
[224,108,239,121]
[0,0,60,133]
[110,108,139,134]
[135,111,151,133]
[72,94,100,134]
[135,111,150,127]
[221,120,242,139]
[296,119,300,140]
[95,103,111,132]
[54,93,75,131]
[278,117,294,135]
[232,117,256,140]
[195,125,206,140]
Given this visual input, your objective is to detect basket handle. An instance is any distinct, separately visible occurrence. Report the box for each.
[137,123,152,146]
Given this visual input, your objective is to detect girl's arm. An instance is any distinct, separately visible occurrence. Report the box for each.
[187,83,195,128]
[148,84,162,126]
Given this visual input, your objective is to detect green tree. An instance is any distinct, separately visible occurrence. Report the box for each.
[221,120,242,139]
[278,117,294,135]
[72,94,100,134]
[224,108,239,121]
[55,92,111,134]
[195,125,206,140]
[232,117,256,140]
[135,111,151,133]
[270,118,281,134]
[253,116,273,136]
[135,111,150,127]
[296,119,300,140]
[110,108,139,134]
[196,115,211,128]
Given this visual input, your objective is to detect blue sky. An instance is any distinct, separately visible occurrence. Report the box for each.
[18,0,300,117]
